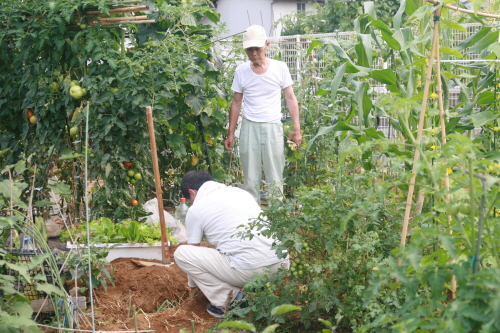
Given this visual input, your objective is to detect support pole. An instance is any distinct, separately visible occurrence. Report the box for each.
[434,12,457,298]
[146,106,171,264]
[400,12,440,248]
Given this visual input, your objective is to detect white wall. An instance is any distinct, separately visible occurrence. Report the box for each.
[199,1,319,38]
[211,0,273,37]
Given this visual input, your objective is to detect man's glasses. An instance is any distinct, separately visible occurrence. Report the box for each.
[245,47,263,53]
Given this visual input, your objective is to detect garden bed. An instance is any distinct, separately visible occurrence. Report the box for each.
[77,243,221,333]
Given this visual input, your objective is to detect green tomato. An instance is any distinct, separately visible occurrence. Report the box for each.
[134,172,142,180]
[130,179,137,185]
[459,204,471,215]
[127,170,135,177]
[446,204,460,216]
[69,126,79,137]
[124,177,130,182]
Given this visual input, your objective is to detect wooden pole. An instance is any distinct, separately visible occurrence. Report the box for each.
[89,19,155,26]
[94,15,148,21]
[433,10,458,300]
[400,17,440,249]
[146,106,171,265]
[86,6,150,15]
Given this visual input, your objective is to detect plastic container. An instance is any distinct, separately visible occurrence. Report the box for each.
[177,198,189,225]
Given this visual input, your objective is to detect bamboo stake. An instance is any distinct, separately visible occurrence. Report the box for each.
[89,20,155,26]
[445,3,500,18]
[146,106,171,265]
[87,6,149,15]
[94,15,148,21]
[400,17,440,249]
[433,11,458,300]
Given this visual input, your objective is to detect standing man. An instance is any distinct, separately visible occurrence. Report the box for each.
[174,170,289,318]
[224,25,302,203]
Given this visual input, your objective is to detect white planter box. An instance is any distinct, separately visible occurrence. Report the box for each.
[66,242,167,262]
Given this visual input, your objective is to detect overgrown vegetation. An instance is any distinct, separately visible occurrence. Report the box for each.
[3,0,500,331]
[276,0,401,35]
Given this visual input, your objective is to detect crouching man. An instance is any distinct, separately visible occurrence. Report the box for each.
[174,170,289,318]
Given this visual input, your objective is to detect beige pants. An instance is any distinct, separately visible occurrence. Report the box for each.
[174,245,289,308]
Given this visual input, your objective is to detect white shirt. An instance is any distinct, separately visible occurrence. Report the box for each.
[231,59,293,123]
[186,181,284,269]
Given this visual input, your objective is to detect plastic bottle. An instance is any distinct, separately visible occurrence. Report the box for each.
[178,198,189,225]
[23,237,33,251]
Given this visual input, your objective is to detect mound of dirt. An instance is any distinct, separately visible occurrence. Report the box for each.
[78,245,221,333]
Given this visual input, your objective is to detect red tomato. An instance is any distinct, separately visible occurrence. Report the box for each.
[130,199,139,206]
[123,161,133,168]
[27,110,33,120]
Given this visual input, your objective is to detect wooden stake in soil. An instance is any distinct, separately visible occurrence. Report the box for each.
[146,106,171,265]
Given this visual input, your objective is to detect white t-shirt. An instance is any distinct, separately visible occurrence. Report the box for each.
[185,181,284,269]
[231,59,293,123]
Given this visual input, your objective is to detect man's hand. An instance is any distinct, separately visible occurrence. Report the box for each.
[224,134,234,151]
[288,128,302,148]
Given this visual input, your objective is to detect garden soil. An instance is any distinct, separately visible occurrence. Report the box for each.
[78,244,224,333]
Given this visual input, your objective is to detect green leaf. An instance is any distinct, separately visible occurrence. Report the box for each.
[185,92,205,115]
[454,26,491,51]
[370,20,393,35]
[0,148,11,158]
[306,39,323,56]
[262,324,280,333]
[47,182,71,196]
[34,200,55,208]
[467,30,499,54]
[307,121,359,150]
[381,31,401,51]
[205,10,220,24]
[439,46,463,58]
[35,283,64,296]
[181,13,197,26]
[318,318,332,328]
[330,63,346,102]
[440,18,466,32]
[470,111,498,127]
[27,253,51,271]
[438,234,457,260]
[59,149,83,160]
[370,69,397,86]
[487,42,500,59]
[442,72,477,80]
[316,37,350,60]
[476,91,495,105]
[270,304,301,316]
[4,262,32,283]
[217,320,256,331]
[0,180,25,203]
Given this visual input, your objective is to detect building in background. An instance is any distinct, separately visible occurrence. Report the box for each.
[203,0,323,37]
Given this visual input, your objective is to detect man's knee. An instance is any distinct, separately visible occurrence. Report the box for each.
[173,244,192,264]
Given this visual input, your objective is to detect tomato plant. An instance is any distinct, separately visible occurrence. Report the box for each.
[0,0,233,222]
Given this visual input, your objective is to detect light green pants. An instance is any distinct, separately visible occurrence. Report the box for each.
[239,118,285,203]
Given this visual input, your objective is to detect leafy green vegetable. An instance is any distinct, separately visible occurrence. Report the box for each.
[60,218,176,245]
